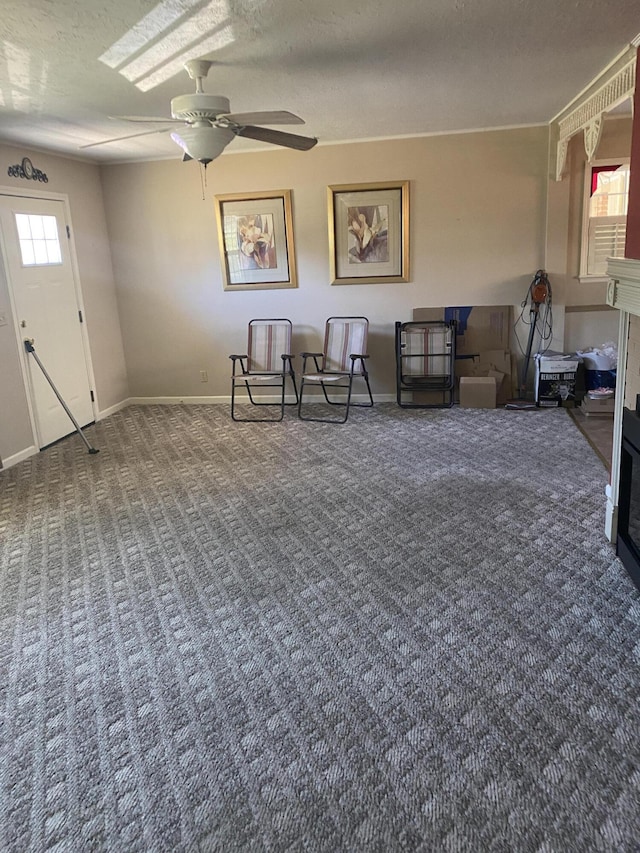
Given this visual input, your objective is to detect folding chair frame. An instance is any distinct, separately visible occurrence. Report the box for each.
[230,318,298,422]
[395,320,456,409]
[298,316,374,424]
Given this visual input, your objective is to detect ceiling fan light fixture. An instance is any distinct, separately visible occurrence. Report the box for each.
[170,93,230,122]
[170,126,235,164]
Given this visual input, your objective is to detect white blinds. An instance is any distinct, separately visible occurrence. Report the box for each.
[587,216,627,276]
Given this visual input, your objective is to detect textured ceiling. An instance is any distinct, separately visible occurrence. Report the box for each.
[0,0,638,163]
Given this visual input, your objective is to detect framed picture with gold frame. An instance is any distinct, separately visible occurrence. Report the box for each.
[328,181,409,284]
[214,189,297,290]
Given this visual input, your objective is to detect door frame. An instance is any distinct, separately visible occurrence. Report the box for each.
[0,185,97,449]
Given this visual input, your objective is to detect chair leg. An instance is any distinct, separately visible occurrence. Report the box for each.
[316,374,373,408]
[298,377,352,423]
[339,371,373,418]
[319,381,334,406]
[245,383,258,405]
[280,373,286,419]
[342,376,354,422]
[286,370,299,405]
[231,379,287,422]
[358,371,374,408]
[326,373,373,409]
[298,371,374,423]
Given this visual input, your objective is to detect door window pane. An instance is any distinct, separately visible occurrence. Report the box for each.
[33,241,49,264]
[15,215,32,240]
[15,213,63,266]
[42,217,58,240]
[20,241,35,265]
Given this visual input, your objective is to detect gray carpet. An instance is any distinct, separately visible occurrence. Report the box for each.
[1,403,639,852]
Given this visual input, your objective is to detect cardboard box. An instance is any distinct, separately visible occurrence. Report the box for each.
[580,394,614,416]
[535,355,580,374]
[412,307,445,323]
[534,354,580,407]
[459,376,496,409]
[411,306,513,403]
[455,350,511,404]
[413,305,512,355]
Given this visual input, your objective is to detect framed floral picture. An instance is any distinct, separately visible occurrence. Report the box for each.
[214,189,297,290]
[327,181,410,284]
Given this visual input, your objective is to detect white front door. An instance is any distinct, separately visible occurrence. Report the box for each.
[0,194,94,448]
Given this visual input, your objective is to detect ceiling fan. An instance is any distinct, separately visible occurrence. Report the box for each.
[81,59,318,163]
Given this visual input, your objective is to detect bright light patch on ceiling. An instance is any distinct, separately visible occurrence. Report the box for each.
[99,0,234,93]
[135,26,235,91]
[120,2,230,83]
[99,0,204,69]
[3,41,49,113]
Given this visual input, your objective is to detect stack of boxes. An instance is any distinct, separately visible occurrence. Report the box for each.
[578,350,616,417]
[412,306,514,408]
[408,307,617,413]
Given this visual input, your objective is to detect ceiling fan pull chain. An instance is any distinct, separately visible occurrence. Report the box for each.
[200,162,207,200]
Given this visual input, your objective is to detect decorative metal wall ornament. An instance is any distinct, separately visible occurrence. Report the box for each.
[7,157,48,182]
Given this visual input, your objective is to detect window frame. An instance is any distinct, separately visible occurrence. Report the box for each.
[579,156,630,283]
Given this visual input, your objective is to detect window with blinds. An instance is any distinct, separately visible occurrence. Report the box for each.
[586,216,627,276]
[580,160,630,281]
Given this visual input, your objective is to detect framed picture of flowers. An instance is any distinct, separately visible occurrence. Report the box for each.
[214,189,297,290]
[327,181,409,284]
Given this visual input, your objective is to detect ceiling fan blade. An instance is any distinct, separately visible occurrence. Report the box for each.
[221,110,305,126]
[79,125,175,149]
[111,115,184,124]
[235,125,317,151]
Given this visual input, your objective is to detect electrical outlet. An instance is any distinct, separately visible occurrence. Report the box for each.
[0,313,8,327]
[200,370,208,382]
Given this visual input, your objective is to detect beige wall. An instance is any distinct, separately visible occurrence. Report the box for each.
[101,125,549,400]
[0,144,128,463]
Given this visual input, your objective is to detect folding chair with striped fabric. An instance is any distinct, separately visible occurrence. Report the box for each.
[298,316,374,423]
[395,320,456,408]
[229,318,298,421]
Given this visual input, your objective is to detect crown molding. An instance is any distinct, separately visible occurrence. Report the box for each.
[551,45,637,181]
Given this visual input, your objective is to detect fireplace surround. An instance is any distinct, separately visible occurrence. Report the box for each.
[616,403,640,590]
[606,257,640,586]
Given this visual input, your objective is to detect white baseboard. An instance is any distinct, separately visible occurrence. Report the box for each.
[96,398,132,419]
[125,393,396,405]
[127,395,229,405]
[1,444,38,471]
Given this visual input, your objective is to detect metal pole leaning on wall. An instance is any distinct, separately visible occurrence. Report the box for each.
[24,339,99,455]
